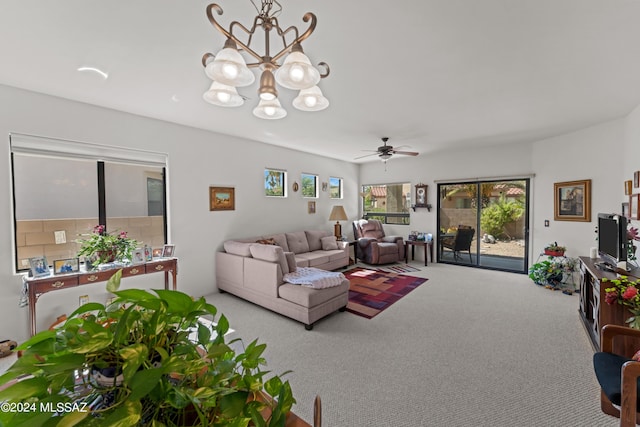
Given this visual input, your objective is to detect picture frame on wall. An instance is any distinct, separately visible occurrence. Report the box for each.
[29,256,49,278]
[622,201,631,219]
[553,179,591,222]
[53,258,79,275]
[626,180,633,195]
[635,171,640,188]
[632,194,640,221]
[209,186,235,211]
[308,201,316,214]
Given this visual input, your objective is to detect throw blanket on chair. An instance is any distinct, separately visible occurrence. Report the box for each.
[283,267,346,289]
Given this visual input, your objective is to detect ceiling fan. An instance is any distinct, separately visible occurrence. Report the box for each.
[354,137,419,161]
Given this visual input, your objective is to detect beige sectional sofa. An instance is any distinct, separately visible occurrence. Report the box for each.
[215,230,350,329]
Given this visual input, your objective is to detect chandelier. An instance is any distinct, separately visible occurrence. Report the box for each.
[201,0,330,120]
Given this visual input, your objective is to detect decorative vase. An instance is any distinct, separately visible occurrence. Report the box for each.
[95,248,117,263]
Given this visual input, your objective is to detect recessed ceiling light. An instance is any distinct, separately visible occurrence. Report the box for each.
[77,66,109,79]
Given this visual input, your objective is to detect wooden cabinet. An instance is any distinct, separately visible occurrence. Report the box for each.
[579,257,640,355]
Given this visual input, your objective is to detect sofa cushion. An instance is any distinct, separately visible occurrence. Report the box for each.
[263,233,289,252]
[305,230,330,251]
[284,251,297,273]
[224,241,254,257]
[286,231,310,254]
[325,249,348,262]
[321,236,338,250]
[278,280,349,308]
[296,252,330,267]
[249,244,289,274]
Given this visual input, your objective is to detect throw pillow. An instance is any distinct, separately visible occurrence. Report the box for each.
[321,236,339,250]
[284,251,297,273]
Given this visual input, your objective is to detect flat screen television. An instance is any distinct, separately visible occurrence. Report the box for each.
[597,213,628,269]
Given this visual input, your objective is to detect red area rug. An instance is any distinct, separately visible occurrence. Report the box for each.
[343,267,428,319]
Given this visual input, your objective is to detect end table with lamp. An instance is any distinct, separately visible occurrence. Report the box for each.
[329,205,348,239]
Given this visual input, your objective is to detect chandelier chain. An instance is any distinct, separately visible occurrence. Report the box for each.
[251,0,282,19]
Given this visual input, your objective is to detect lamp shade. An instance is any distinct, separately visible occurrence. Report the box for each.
[329,205,348,221]
[203,81,244,107]
[275,50,320,90]
[253,98,287,120]
[205,40,255,87]
[292,86,329,111]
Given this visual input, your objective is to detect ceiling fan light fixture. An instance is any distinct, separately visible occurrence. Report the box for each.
[253,98,287,120]
[379,153,392,161]
[203,81,244,107]
[205,39,254,87]
[292,86,329,111]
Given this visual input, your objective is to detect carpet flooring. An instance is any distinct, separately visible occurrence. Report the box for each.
[343,267,428,319]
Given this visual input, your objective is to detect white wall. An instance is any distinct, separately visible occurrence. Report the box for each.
[0,84,359,340]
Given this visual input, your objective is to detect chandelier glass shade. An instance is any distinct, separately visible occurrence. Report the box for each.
[202,1,330,119]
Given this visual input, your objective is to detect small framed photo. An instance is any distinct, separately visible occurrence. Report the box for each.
[53,258,79,275]
[131,248,146,264]
[626,180,633,195]
[152,248,163,258]
[29,256,50,278]
[632,194,640,221]
[635,171,640,188]
[308,201,316,214]
[162,244,175,257]
[210,186,235,211]
[144,246,152,262]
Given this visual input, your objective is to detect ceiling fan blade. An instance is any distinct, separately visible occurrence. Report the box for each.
[392,150,419,156]
[354,152,380,160]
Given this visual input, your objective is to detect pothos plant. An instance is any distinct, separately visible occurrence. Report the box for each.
[0,270,295,426]
[528,256,578,290]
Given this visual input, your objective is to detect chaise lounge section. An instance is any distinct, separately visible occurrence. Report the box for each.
[215,230,350,329]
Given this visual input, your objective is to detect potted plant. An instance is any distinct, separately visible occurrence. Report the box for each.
[543,242,566,257]
[77,224,139,265]
[603,275,640,329]
[0,270,295,426]
[528,256,578,293]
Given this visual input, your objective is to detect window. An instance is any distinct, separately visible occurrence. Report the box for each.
[10,133,168,272]
[265,168,286,197]
[301,173,318,198]
[361,183,411,225]
[329,177,342,199]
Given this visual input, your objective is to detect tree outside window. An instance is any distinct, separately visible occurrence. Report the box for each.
[329,177,342,199]
[301,173,318,198]
[265,169,286,197]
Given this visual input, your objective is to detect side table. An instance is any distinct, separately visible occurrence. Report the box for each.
[344,240,358,264]
[405,240,433,266]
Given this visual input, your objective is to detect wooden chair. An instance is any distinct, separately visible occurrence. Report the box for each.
[593,324,640,426]
[441,226,475,262]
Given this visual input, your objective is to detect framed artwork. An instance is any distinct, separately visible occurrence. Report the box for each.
[29,256,49,277]
[632,194,640,221]
[321,182,328,192]
[625,180,633,195]
[209,186,235,211]
[162,244,175,257]
[53,258,79,275]
[635,171,640,188]
[553,179,591,222]
[622,201,630,219]
[131,248,145,264]
[308,201,316,214]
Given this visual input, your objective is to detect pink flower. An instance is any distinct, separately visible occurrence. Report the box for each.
[93,224,105,235]
[605,291,619,305]
[119,231,128,239]
[629,226,640,242]
[623,286,638,300]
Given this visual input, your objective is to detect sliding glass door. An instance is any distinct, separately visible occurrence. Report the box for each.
[437,179,529,273]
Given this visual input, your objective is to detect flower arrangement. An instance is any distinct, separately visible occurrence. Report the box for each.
[77,224,138,265]
[603,275,640,329]
[627,224,640,262]
[544,242,566,256]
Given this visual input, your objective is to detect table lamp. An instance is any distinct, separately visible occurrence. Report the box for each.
[329,205,348,240]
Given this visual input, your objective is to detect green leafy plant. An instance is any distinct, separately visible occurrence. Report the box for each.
[77,225,138,265]
[544,242,566,252]
[0,270,295,426]
[603,275,640,329]
[479,194,524,238]
[528,257,578,289]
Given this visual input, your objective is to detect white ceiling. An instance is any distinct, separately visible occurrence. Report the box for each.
[2,0,640,163]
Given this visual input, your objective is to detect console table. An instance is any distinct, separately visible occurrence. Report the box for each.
[24,258,178,336]
[405,240,433,266]
[578,256,640,354]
